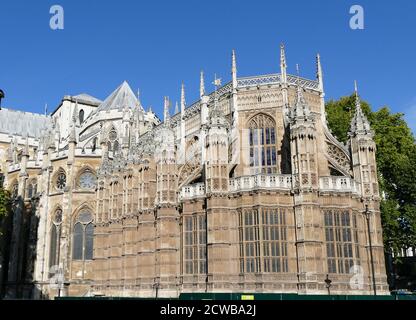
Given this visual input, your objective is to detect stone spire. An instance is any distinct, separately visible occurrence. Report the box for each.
[232,50,238,91]
[280,43,287,84]
[349,81,373,137]
[181,83,186,115]
[200,71,205,98]
[180,83,186,164]
[316,53,324,93]
[164,96,170,123]
[175,101,179,115]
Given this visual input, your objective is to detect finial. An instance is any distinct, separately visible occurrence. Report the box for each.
[175,101,179,114]
[316,53,324,92]
[200,71,205,98]
[354,80,358,98]
[181,82,186,114]
[232,50,238,90]
[350,80,372,136]
[213,74,222,111]
[164,96,170,123]
[280,43,287,84]
[354,80,362,111]
[137,88,140,101]
[280,43,286,66]
[44,103,48,116]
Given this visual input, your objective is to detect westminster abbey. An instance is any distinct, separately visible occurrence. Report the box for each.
[0,45,389,299]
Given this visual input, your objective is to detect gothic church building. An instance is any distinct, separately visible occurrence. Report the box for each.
[0,46,389,299]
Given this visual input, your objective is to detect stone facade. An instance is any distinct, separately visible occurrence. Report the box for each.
[0,46,389,299]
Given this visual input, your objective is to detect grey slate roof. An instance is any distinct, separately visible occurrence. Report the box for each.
[0,108,53,138]
[72,93,102,105]
[95,81,143,113]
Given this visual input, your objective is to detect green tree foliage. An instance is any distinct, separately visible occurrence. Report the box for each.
[0,188,11,240]
[326,95,416,257]
[0,188,10,223]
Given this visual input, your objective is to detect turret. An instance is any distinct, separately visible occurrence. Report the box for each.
[349,81,379,199]
[289,81,319,190]
[205,79,229,194]
[230,51,240,165]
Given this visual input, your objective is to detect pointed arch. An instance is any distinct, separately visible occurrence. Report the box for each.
[72,203,94,261]
[76,166,97,190]
[246,113,278,174]
[247,113,276,129]
[49,206,63,272]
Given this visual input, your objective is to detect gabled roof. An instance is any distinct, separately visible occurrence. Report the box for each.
[96,81,143,113]
[72,93,102,105]
[0,108,53,138]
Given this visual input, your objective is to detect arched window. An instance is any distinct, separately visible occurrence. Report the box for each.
[72,210,94,261]
[79,109,85,124]
[113,140,119,155]
[77,168,97,190]
[27,179,37,199]
[49,209,63,272]
[108,129,117,142]
[248,114,277,174]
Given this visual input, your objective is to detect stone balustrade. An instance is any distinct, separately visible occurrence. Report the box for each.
[319,176,360,194]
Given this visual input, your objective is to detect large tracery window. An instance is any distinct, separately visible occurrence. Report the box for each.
[239,208,289,274]
[49,209,62,272]
[184,215,206,275]
[72,210,94,261]
[77,169,97,190]
[248,114,277,174]
[324,210,360,274]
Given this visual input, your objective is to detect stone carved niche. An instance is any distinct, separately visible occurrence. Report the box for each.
[326,142,352,176]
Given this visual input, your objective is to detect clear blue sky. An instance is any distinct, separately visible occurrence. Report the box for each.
[1,0,415,132]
